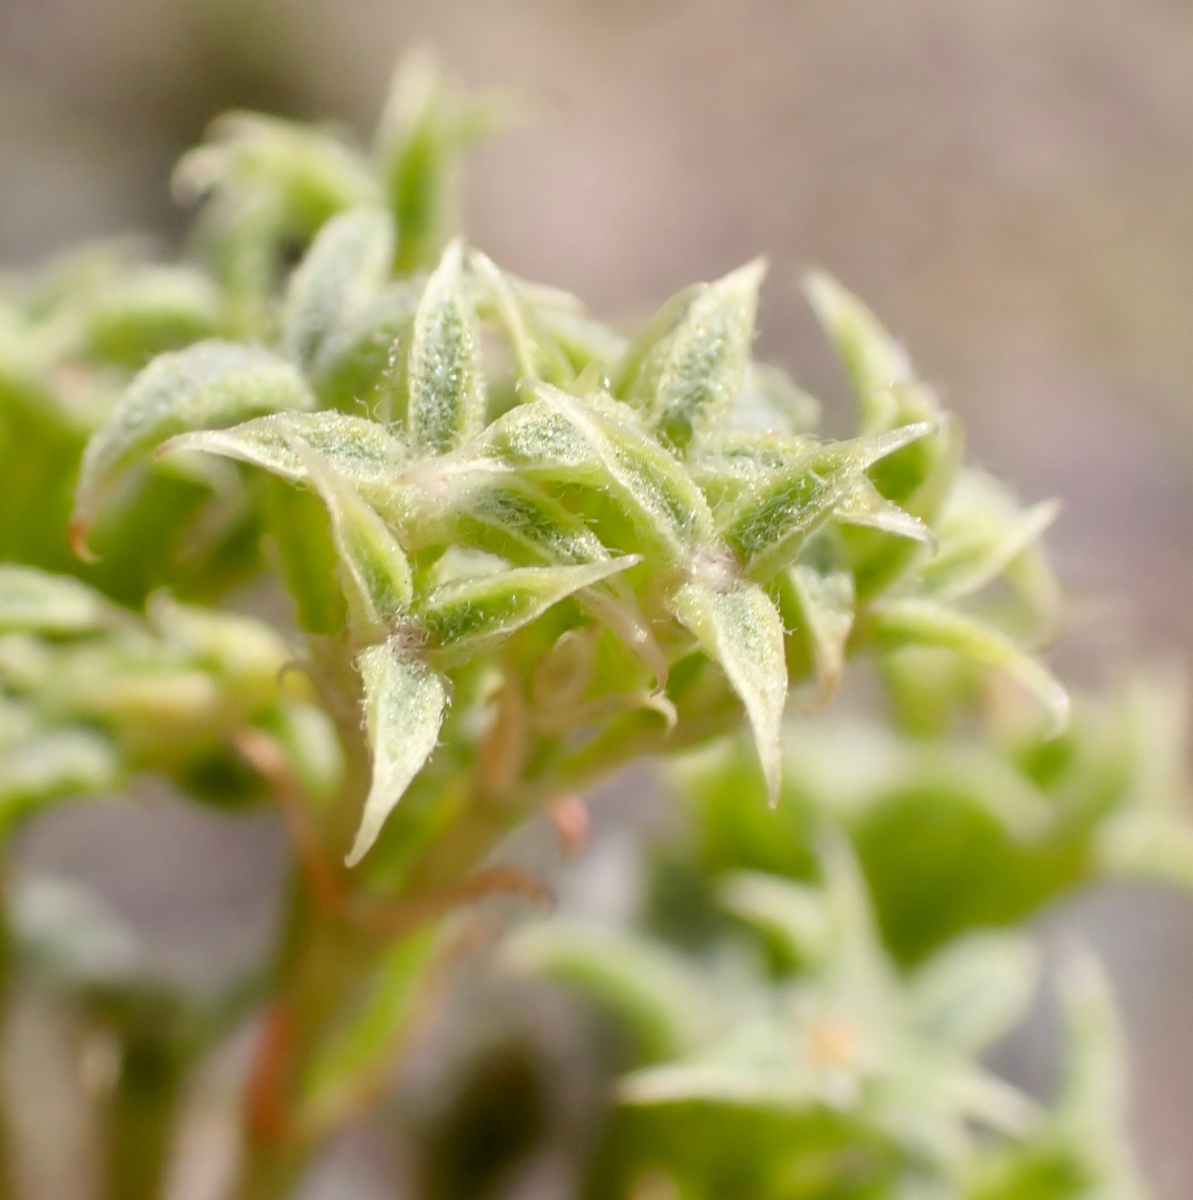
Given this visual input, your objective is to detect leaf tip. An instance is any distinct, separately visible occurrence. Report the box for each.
[343,827,374,869]
[67,512,99,564]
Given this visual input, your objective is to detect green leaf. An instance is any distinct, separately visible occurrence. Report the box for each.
[406,240,485,453]
[79,266,224,367]
[526,288,626,372]
[720,424,932,581]
[864,600,1069,736]
[640,259,766,451]
[470,250,572,384]
[970,953,1147,1200]
[176,113,379,220]
[374,51,505,272]
[394,470,607,566]
[804,271,913,433]
[146,592,294,714]
[669,580,787,804]
[259,478,346,636]
[164,410,408,506]
[0,566,113,635]
[0,729,120,821]
[309,285,421,417]
[906,932,1039,1054]
[919,472,1060,602]
[375,50,451,269]
[788,564,856,707]
[347,642,447,867]
[419,558,638,662]
[1054,952,1129,1140]
[688,430,813,513]
[175,113,380,329]
[281,207,394,371]
[496,383,719,566]
[609,284,701,398]
[288,437,413,641]
[736,362,821,434]
[834,477,935,547]
[718,871,831,967]
[72,341,314,556]
[814,830,896,996]
[504,920,715,1061]
[616,1020,828,1111]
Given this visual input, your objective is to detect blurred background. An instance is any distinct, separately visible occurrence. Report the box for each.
[3,0,1193,1195]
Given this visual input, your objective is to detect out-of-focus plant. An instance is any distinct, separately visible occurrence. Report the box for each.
[0,49,1186,1200]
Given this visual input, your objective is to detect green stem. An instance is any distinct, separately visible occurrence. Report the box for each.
[229,696,380,1200]
[102,1034,186,1200]
[0,886,17,1200]
[230,889,376,1200]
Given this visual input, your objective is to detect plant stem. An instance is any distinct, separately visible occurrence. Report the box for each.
[229,690,379,1200]
[0,889,17,1200]
[102,1033,185,1200]
[230,888,376,1200]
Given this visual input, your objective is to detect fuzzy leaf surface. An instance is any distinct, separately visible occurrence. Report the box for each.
[290,439,412,640]
[721,425,932,581]
[493,384,718,566]
[642,259,765,451]
[395,471,608,566]
[835,477,935,546]
[419,558,637,662]
[281,207,394,370]
[164,411,408,503]
[407,239,485,453]
[670,580,787,803]
[347,642,447,867]
[72,341,314,553]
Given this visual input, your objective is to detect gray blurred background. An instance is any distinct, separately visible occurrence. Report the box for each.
[3,0,1193,1195]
